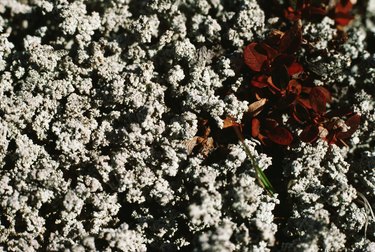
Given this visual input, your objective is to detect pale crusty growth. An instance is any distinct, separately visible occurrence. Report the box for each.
[0,0,374,251]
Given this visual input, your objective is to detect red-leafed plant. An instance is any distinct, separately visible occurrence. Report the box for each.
[284,0,355,26]
[187,0,360,195]
[239,17,360,148]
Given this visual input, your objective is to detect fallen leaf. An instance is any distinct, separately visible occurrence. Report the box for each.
[223,116,240,128]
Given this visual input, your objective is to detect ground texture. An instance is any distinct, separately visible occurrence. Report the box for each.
[0,0,375,251]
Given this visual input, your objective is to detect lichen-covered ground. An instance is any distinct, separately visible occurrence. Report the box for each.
[1,0,375,251]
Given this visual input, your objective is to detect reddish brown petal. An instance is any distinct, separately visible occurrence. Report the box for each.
[267,126,293,145]
[300,124,320,143]
[251,118,261,138]
[310,87,328,114]
[244,42,268,72]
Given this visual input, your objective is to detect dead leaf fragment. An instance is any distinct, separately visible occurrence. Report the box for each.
[248,98,267,117]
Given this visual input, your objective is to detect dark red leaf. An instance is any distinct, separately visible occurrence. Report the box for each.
[251,75,269,88]
[315,87,331,103]
[310,87,328,114]
[287,79,302,96]
[260,42,279,61]
[298,97,312,110]
[300,124,320,143]
[244,42,268,72]
[335,15,353,26]
[251,118,261,138]
[335,0,353,26]
[264,118,279,129]
[306,6,327,16]
[288,62,304,76]
[279,20,302,54]
[336,114,360,139]
[284,7,301,21]
[271,65,290,90]
[273,54,296,68]
[292,102,310,124]
[267,126,293,145]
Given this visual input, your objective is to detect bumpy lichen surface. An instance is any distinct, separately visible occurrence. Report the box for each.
[0,0,374,251]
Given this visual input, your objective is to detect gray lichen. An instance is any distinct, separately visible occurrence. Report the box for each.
[0,0,374,251]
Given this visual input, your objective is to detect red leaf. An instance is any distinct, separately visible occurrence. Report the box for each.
[273,54,295,68]
[300,124,320,143]
[306,6,327,16]
[315,87,331,103]
[284,7,301,21]
[336,114,360,139]
[267,126,293,145]
[298,97,312,110]
[260,42,279,61]
[251,118,261,138]
[251,75,269,88]
[264,118,279,129]
[279,20,302,54]
[335,0,353,26]
[288,62,304,76]
[292,102,310,124]
[287,79,302,96]
[271,65,290,89]
[244,42,268,72]
[310,87,328,114]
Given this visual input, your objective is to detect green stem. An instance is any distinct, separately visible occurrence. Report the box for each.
[233,127,275,196]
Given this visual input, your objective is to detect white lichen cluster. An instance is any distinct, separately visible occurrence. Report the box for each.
[0,0,374,251]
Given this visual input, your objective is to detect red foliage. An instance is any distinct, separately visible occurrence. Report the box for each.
[284,0,355,27]
[244,42,268,72]
[238,13,360,147]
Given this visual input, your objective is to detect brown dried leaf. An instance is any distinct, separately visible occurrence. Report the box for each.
[223,116,240,128]
[248,98,267,117]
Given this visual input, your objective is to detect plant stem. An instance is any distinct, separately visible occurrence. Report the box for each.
[233,126,275,196]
